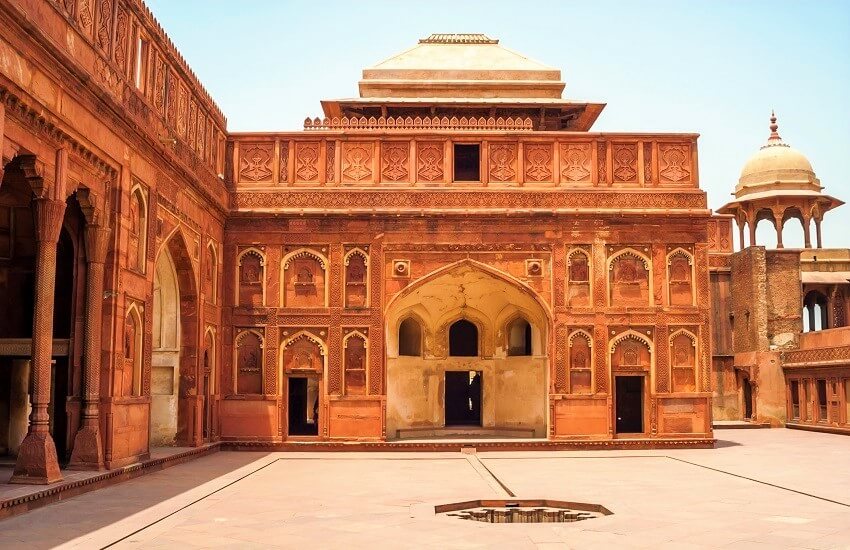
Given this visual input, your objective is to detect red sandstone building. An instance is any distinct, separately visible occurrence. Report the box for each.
[0,0,846,486]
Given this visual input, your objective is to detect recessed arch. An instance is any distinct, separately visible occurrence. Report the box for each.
[504,313,533,357]
[129,183,148,273]
[124,301,144,397]
[281,248,330,307]
[567,329,594,394]
[607,248,653,307]
[669,329,698,393]
[396,314,425,357]
[206,240,219,305]
[343,247,369,308]
[342,330,368,396]
[235,247,266,307]
[234,329,264,394]
[666,247,695,306]
[566,247,592,308]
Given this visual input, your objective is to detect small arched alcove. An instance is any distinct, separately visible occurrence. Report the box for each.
[449,319,478,357]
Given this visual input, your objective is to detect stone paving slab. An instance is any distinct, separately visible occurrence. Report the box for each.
[0,430,847,549]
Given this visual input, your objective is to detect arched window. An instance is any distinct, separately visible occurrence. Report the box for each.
[206,242,218,305]
[608,249,651,307]
[506,317,532,356]
[667,249,694,306]
[344,249,369,308]
[670,330,697,393]
[803,290,829,332]
[237,249,265,307]
[567,249,591,308]
[449,319,478,357]
[124,303,143,397]
[568,331,593,394]
[282,249,328,307]
[129,185,147,273]
[398,317,422,357]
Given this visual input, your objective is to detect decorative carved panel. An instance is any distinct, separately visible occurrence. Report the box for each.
[341,142,373,183]
[279,141,289,183]
[659,143,692,184]
[239,142,274,183]
[597,142,608,184]
[611,333,652,372]
[417,141,444,182]
[643,142,653,184]
[489,143,517,182]
[295,141,320,182]
[344,251,368,308]
[612,143,638,183]
[381,142,410,182]
[524,143,553,182]
[325,141,335,183]
[559,142,592,184]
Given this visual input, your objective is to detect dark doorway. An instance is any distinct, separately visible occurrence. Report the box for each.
[615,376,644,434]
[445,371,482,426]
[449,319,478,357]
[743,377,753,420]
[288,377,319,436]
[453,144,480,182]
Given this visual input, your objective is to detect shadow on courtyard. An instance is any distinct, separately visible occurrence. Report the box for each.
[0,451,274,548]
[713,439,742,448]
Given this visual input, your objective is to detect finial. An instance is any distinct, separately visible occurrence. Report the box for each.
[768,110,781,141]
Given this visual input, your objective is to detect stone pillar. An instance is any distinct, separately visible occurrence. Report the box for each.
[815,218,823,249]
[803,215,812,249]
[738,221,746,251]
[10,197,66,484]
[748,222,757,248]
[774,214,784,249]
[68,224,110,470]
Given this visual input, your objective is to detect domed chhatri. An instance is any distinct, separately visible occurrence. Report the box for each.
[718,112,843,249]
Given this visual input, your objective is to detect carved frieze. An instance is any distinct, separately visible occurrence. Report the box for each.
[612,143,638,183]
[559,142,592,184]
[295,141,320,182]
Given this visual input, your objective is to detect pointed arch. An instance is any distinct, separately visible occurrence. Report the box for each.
[236,247,266,307]
[203,325,217,395]
[234,328,264,395]
[281,248,330,307]
[129,182,148,273]
[394,311,427,358]
[124,301,144,397]
[502,312,534,357]
[669,329,698,393]
[666,247,695,306]
[567,329,594,394]
[343,247,370,308]
[609,330,654,391]
[607,247,653,307]
[206,240,219,305]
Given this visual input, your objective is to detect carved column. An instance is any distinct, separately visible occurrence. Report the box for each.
[815,217,823,248]
[802,214,812,249]
[774,213,784,249]
[10,197,66,484]
[748,221,757,248]
[68,224,111,470]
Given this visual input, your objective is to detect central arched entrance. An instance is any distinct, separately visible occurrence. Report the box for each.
[385,260,550,439]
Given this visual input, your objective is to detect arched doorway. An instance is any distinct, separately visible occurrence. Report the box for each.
[151,232,198,446]
[385,260,550,439]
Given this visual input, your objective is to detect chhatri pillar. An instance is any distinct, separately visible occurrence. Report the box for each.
[68,221,111,470]
[11,150,68,484]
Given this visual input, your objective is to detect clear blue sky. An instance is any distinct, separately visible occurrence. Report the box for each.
[147,0,850,248]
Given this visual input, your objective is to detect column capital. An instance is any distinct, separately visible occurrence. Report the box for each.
[84,224,111,264]
[33,197,66,243]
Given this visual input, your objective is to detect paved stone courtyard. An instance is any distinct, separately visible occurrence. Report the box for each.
[1,429,849,549]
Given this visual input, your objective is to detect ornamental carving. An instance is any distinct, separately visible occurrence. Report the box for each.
[77,0,93,31]
[279,141,289,183]
[113,7,129,71]
[342,142,373,183]
[559,143,592,183]
[295,141,320,182]
[597,142,608,183]
[489,143,517,182]
[382,142,409,182]
[643,142,653,184]
[417,141,444,182]
[524,143,553,182]
[659,144,692,183]
[239,143,274,183]
[612,143,638,183]
[95,0,112,52]
[326,142,335,183]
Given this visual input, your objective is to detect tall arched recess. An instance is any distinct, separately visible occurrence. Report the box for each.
[384,259,551,439]
[151,231,199,447]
